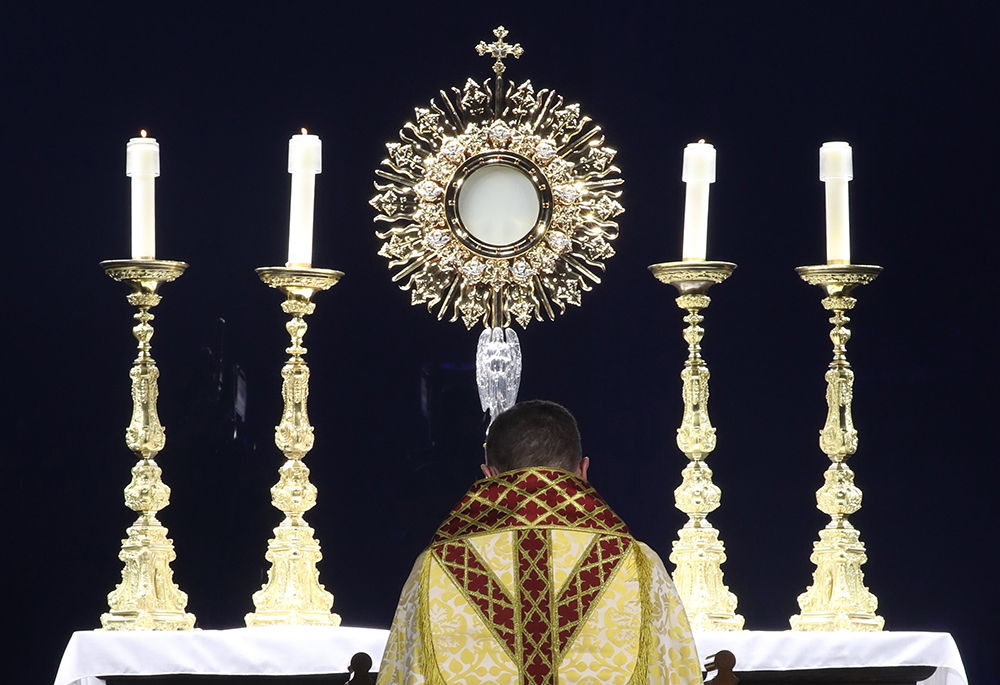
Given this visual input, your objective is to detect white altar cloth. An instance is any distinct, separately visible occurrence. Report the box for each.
[692,631,967,685]
[55,627,967,685]
[54,626,389,685]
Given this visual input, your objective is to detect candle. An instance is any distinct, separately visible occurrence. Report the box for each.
[819,141,853,264]
[681,140,716,261]
[287,128,322,266]
[126,130,159,259]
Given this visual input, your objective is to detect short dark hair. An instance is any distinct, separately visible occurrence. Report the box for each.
[485,400,582,473]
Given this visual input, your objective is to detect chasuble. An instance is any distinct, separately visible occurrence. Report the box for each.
[378,468,702,685]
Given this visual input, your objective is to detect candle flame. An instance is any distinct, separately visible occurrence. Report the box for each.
[301,127,308,135]
[698,138,706,144]
[140,129,148,138]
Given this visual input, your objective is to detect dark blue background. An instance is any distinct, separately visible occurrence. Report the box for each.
[3,3,997,683]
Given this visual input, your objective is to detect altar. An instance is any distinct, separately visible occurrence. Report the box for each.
[54,628,967,685]
[41,16,980,685]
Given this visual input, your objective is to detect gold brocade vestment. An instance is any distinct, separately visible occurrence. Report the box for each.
[377,468,702,685]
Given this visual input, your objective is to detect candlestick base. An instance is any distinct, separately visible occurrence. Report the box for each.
[649,260,743,631]
[790,264,884,632]
[671,521,744,632]
[99,259,196,631]
[246,266,343,628]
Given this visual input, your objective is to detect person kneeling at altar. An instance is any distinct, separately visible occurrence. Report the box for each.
[377,400,702,685]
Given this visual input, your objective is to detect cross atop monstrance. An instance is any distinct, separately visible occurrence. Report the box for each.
[476,26,523,74]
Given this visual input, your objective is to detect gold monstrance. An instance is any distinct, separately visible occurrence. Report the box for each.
[372,27,624,421]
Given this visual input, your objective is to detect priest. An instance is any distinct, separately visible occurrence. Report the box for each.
[377,400,702,685]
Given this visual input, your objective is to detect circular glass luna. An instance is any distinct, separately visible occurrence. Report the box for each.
[446,151,552,259]
[457,164,540,246]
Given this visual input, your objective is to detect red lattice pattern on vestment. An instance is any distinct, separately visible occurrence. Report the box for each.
[432,540,518,657]
[555,535,631,656]
[433,468,630,544]
[431,527,633,684]
[515,529,555,685]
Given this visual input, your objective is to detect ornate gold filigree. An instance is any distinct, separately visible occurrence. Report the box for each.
[475,26,523,75]
[99,259,195,631]
[676,294,711,310]
[650,260,743,631]
[104,261,185,285]
[651,268,732,285]
[673,461,721,517]
[247,266,342,627]
[822,296,856,311]
[815,463,863,517]
[798,269,879,288]
[671,525,741,632]
[373,27,624,330]
[259,272,341,291]
[792,526,882,631]
[677,308,717,456]
[791,264,884,632]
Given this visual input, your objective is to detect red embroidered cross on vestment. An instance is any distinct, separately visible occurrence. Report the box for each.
[430,468,634,685]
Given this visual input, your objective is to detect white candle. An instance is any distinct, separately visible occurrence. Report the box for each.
[126,131,159,259]
[819,141,853,264]
[287,129,322,266]
[681,140,716,261]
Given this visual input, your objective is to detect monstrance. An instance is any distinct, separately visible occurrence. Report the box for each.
[372,26,624,421]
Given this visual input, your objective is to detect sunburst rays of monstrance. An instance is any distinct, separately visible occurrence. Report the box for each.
[371,26,624,421]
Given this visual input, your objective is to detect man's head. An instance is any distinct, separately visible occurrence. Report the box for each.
[482,400,588,479]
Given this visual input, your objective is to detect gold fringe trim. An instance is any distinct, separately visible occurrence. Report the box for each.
[628,544,654,685]
[417,553,447,685]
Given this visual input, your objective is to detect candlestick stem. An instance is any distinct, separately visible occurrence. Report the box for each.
[791,264,884,631]
[99,259,195,631]
[649,261,743,631]
[246,266,343,627]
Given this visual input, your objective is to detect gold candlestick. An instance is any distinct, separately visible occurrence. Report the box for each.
[649,260,743,631]
[246,266,343,627]
[99,259,196,631]
[790,263,884,631]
